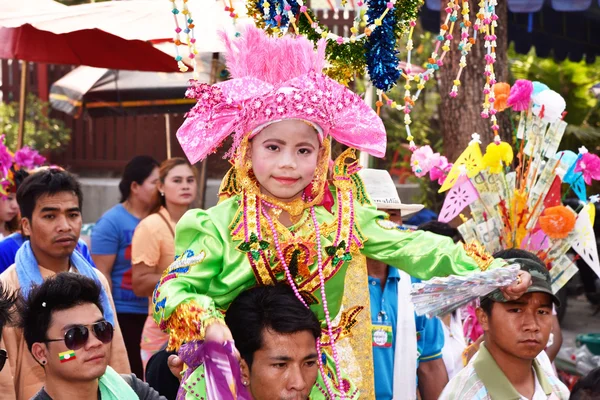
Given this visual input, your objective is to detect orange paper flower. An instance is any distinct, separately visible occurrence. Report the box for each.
[493,82,511,112]
[539,206,576,239]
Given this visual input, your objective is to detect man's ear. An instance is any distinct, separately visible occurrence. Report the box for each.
[31,342,48,366]
[21,218,31,236]
[240,358,251,386]
[476,307,490,331]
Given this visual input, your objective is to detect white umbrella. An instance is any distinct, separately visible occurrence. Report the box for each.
[0,0,252,52]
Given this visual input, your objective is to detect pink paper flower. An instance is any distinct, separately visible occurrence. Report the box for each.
[0,137,13,177]
[410,146,438,177]
[14,147,45,170]
[506,79,533,112]
[575,152,600,185]
[429,157,452,185]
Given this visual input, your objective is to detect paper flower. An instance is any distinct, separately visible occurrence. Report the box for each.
[506,79,533,112]
[430,157,452,185]
[492,82,511,112]
[482,141,514,174]
[14,147,45,170]
[0,137,13,178]
[574,152,600,185]
[411,145,439,177]
[532,90,566,123]
[539,206,576,239]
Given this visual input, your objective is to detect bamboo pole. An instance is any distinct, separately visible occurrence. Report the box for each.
[17,61,28,150]
[164,113,172,159]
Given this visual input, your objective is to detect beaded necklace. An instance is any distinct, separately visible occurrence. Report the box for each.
[231,148,365,398]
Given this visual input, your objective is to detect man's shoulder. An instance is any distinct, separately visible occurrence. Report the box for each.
[0,264,19,287]
[440,364,487,400]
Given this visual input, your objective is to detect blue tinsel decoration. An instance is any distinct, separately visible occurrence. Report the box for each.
[364,0,400,91]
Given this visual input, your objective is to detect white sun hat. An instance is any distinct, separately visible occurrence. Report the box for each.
[358,168,424,217]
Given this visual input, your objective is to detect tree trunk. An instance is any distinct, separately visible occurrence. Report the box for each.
[438,0,510,162]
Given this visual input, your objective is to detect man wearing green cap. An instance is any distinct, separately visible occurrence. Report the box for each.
[440,249,570,400]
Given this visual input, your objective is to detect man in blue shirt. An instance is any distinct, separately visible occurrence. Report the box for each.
[361,169,449,400]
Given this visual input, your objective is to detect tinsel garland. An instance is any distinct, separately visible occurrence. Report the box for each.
[246,0,422,88]
[364,0,399,91]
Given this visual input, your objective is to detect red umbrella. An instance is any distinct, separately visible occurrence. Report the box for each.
[0,24,178,72]
[0,23,180,148]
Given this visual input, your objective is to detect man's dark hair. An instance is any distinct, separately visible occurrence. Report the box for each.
[480,248,547,316]
[570,367,600,399]
[119,156,159,203]
[0,283,17,338]
[417,221,462,243]
[17,273,103,352]
[16,168,83,222]
[225,284,321,368]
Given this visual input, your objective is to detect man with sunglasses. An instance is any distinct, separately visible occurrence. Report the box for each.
[19,273,165,400]
[0,169,130,399]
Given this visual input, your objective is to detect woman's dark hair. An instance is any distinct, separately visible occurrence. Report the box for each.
[17,168,83,222]
[157,158,197,208]
[17,273,103,352]
[119,156,159,203]
[5,213,19,235]
[225,284,321,368]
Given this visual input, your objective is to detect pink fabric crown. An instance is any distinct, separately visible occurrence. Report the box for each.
[176,26,387,164]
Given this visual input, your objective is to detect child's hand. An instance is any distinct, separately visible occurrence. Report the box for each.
[205,322,234,343]
[500,270,532,301]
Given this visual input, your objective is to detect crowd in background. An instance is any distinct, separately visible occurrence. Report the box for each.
[0,156,595,399]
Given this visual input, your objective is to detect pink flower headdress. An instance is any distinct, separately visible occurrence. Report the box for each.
[177,26,387,164]
[0,136,46,198]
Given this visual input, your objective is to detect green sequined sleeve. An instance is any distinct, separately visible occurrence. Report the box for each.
[356,203,504,279]
[152,208,225,349]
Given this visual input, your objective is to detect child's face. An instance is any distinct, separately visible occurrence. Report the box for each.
[250,120,320,201]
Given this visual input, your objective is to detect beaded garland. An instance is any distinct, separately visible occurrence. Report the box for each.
[380,0,501,151]
[168,0,199,74]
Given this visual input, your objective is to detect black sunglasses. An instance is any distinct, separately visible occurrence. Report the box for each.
[45,321,114,351]
[0,349,6,372]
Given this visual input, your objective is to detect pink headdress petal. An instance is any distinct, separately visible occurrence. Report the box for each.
[219,26,326,84]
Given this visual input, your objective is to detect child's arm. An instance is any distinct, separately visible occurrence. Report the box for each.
[152,209,225,350]
[357,204,505,279]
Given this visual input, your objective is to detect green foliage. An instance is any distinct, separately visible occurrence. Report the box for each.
[0,94,71,152]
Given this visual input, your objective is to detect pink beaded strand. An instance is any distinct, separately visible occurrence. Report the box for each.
[310,206,345,400]
[260,200,345,399]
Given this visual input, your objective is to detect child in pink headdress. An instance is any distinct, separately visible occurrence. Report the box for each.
[153,26,530,400]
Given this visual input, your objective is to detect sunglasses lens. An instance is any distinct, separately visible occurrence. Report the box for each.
[93,321,114,344]
[0,350,6,372]
[64,326,88,351]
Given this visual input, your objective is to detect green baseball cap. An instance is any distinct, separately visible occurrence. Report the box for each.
[485,257,561,307]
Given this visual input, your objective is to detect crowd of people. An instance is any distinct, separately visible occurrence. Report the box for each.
[0,23,596,400]
[0,157,591,399]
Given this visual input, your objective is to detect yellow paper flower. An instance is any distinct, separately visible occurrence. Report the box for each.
[483,142,514,174]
